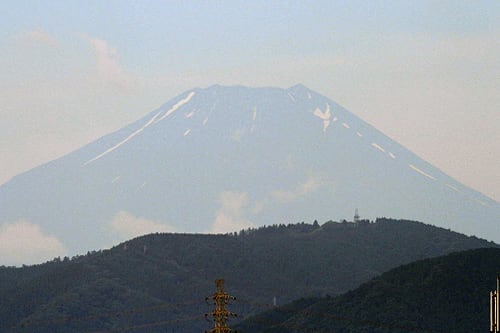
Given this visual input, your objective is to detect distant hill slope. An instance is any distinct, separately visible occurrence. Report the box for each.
[236,247,500,333]
[0,218,497,332]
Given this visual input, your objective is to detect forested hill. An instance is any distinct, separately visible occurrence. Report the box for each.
[0,218,497,332]
[236,247,500,333]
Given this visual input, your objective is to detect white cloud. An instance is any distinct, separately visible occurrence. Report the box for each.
[249,174,326,216]
[110,211,174,240]
[212,191,254,233]
[88,37,134,92]
[270,175,322,203]
[0,220,67,266]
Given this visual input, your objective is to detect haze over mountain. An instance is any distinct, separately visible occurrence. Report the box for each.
[0,84,498,262]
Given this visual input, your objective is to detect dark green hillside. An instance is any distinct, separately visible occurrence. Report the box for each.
[0,218,496,332]
[236,247,500,333]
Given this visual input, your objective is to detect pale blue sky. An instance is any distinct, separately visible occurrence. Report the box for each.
[0,1,499,201]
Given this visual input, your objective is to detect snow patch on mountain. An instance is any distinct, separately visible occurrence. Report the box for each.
[84,91,195,165]
[313,104,331,132]
[84,110,164,165]
[371,142,386,153]
[445,183,460,193]
[155,91,195,123]
[474,199,487,207]
[409,164,436,180]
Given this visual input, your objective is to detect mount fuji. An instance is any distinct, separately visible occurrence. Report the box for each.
[1,84,498,257]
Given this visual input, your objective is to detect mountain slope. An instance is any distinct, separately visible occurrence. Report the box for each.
[0,84,498,257]
[236,247,500,333]
[0,219,497,332]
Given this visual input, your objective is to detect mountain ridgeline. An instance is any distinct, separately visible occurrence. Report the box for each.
[0,84,498,258]
[235,247,500,333]
[0,219,497,332]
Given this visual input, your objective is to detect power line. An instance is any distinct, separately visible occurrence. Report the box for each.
[91,301,446,333]
[235,298,446,333]
[9,298,203,330]
[90,314,203,333]
[6,290,474,333]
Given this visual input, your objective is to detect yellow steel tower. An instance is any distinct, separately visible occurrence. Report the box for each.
[205,279,237,333]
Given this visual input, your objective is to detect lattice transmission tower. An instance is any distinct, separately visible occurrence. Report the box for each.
[205,279,237,333]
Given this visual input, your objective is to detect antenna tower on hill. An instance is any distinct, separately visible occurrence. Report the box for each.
[354,208,360,223]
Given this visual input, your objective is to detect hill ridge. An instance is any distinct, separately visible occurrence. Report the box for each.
[0,218,497,332]
[236,247,500,332]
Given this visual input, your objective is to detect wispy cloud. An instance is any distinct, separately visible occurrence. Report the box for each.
[0,220,67,266]
[110,211,174,240]
[212,191,254,233]
[88,37,134,92]
[251,174,325,214]
[17,29,58,47]
[0,32,148,187]
[270,175,322,203]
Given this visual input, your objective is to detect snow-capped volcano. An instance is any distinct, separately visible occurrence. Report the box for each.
[1,84,498,259]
